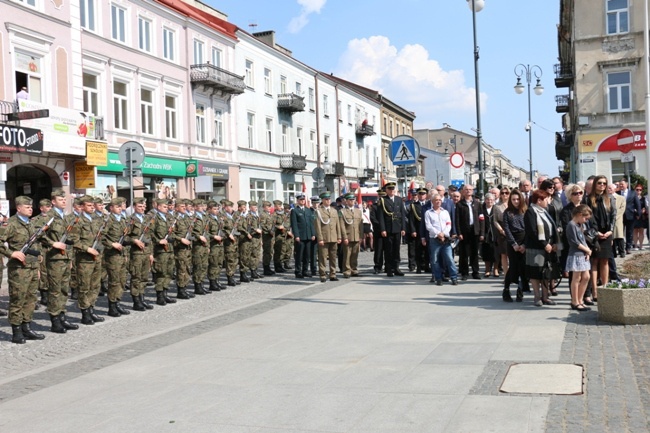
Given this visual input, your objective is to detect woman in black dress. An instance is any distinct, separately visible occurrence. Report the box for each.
[585,175,616,302]
[481,193,497,277]
[503,189,528,302]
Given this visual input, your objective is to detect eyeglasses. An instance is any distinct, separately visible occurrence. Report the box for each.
[636,189,643,192]
[597,181,607,185]
[572,191,584,196]
[501,191,510,195]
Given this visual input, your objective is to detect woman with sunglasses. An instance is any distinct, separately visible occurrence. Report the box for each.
[633,184,646,250]
[493,187,510,279]
[585,175,616,304]
[502,189,528,302]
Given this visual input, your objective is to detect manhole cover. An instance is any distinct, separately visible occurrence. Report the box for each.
[500,363,583,395]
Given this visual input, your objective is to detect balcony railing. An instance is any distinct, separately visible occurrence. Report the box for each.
[325,162,345,177]
[357,167,375,179]
[355,123,375,137]
[554,63,573,88]
[277,93,305,113]
[279,153,307,171]
[555,94,570,113]
[190,64,246,95]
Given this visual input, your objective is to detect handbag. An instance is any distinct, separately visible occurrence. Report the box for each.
[541,258,553,281]
[584,227,600,251]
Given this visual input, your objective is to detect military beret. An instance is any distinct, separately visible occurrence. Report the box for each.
[73,198,82,206]
[116,197,126,204]
[109,198,122,207]
[15,195,33,206]
[385,182,396,189]
[222,200,234,207]
[183,199,193,206]
[193,199,204,206]
[417,188,429,194]
[78,195,95,204]
[207,201,218,208]
[133,197,146,205]
[344,193,355,200]
[220,199,227,204]
[319,191,331,199]
[272,200,283,206]
[154,198,169,205]
[93,197,104,204]
[237,200,247,206]
[39,199,52,207]
[262,201,272,207]
[51,188,66,198]
[283,203,291,209]
[248,200,258,206]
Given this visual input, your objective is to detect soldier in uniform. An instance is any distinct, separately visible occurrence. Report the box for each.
[370,189,386,273]
[260,200,275,276]
[0,196,46,343]
[206,201,225,291]
[128,197,154,310]
[282,203,294,270]
[308,196,321,276]
[42,190,78,333]
[235,200,252,283]
[150,198,177,306]
[69,197,83,300]
[272,200,287,273]
[94,197,109,297]
[408,188,429,273]
[191,199,210,295]
[101,198,132,317]
[290,193,314,278]
[173,199,194,299]
[32,198,52,307]
[339,193,364,278]
[221,200,240,287]
[247,201,263,279]
[314,191,342,282]
[378,182,407,276]
[73,195,106,325]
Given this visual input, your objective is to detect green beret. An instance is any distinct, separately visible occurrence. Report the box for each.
[344,193,355,200]
[51,189,66,198]
[319,192,331,199]
[223,200,234,207]
[272,200,283,206]
[220,199,227,205]
[207,200,218,209]
[93,197,103,204]
[73,198,82,206]
[193,199,204,206]
[182,199,192,206]
[283,204,291,209]
[154,198,169,205]
[237,200,247,206]
[109,198,122,207]
[262,201,272,207]
[39,199,52,207]
[117,197,126,204]
[133,197,146,205]
[78,195,94,204]
[15,196,33,206]
[248,200,258,206]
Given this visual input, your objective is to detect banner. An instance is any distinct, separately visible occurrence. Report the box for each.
[0,124,43,154]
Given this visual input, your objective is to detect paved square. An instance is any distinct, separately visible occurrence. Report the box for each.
[500,363,584,395]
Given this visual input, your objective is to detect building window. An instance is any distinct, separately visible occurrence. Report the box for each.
[265,118,273,152]
[296,82,301,95]
[140,88,154,135]
[389,118,393,136]
[338,100,342,121]
[310,130,316,159]
[347,105,352,124]
[250,179,274,202]
[80,0,96,31]
[323,94,329,117]
[214,109,223,147]
[264,68,272,95]
[348,140,353,165]
[211,47,222,67]
[437,139,443,147]
[296,127,303,155]
[280,75,287,94]
[607,0,629,35]
[15,52,42,102]
[163,28,175,61]
[308,88,314,111]
[113,81,128,130]
[247,112,255,149]
[245,59,254,88]
[324,134,330,160]
[83,72,99,115]
[16,0,36,7]
[281,124,289,153]
[611,159,626,180]
[165,94,177,139]
[608,71,631,112]
[138,17,151,53]
[195,104,206,143]
[111,4,126,43]
[283,182,299,204]
[193,39,204,64]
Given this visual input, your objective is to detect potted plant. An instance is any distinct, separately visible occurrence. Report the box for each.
[599,279,650,325]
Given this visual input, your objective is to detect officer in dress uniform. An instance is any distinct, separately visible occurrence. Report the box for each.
[308,196,321,276]
[408,188,429,273]
[370,189,386,273]
[405,188,419,271]
[339,193,364,278]
[290,193,314,278]
[314,191,342,282]
[377,182,407,276]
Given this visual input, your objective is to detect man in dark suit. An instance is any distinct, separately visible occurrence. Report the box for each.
[618,178,641,253]
[455,184,485,280]
[290,193,315,278]
[378,182,406,276]
[370,189,385,273]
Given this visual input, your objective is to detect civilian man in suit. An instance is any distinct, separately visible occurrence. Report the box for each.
[377,182,407,277]
[618,178,641,253]
[290,193,314,278]
[455,184,485,280]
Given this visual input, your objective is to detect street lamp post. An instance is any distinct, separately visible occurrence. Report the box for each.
[514,64,544,181]
[468,0,485,197]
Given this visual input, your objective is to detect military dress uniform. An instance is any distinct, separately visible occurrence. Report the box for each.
[150,201,177,306]
[408,189,429,273]
[128,200,154,311]
[370,190,386,273]
[339,195,364,277]
[308,197,321,276]
[314,192,342,282]
[260,201,275,276]
[191,199,210,295]
[290,194,315,278]
[378,183,407,276]
[101,200,131,317]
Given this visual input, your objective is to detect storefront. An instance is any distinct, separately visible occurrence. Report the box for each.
[188,160,230,202]
[576,130,647,181]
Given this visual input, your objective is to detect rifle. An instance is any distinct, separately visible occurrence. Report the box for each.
[183,213,199,242]
[229,213,242,238]
[21,217,54,260]
[162,214,178,251]
[117,217,135,246]
[90,215,109,260]
[137,214,155,249]
[58,215,79,254]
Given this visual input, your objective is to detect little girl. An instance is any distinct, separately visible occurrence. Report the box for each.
[565,204,593,311]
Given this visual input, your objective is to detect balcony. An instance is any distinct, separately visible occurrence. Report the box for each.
[279,153,307,171]
[355,123,375,137]
[555,131,572,161]
[277,93,305,113]
[325,162,345,177]
[555,94,570,113]
[190,64,246,96]
[357,167,375,179]
[554,63,573,88]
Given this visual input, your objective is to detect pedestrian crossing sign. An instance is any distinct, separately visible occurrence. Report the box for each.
[390,135,419,166]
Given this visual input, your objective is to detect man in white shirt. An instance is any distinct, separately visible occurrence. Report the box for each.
[423,194,458,285]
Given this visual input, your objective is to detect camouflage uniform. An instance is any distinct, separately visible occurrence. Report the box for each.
[191,199,210,294]
[206,202,225,290]
[150,200,177,305]
[281,204,294,268]
[128,201,154,310]
[260,201,275,275]
[173,201,193,298]
[221,201,240,286]
[102,200,131,316]
[272,203,289,271]
[236,201,252,281]
[31,199,52,303]
[247,201,263,278]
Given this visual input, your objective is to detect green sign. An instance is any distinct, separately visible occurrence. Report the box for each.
[99,152,188,177]
[186,159,198,178]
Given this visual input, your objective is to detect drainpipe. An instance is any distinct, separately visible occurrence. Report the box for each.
[314,72,321,169]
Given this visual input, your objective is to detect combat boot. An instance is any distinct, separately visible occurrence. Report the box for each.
[194,281,207,295]
[240,271,251,283]
[227,276,237,287]
[11,324,26,344]
[215,279,224,290]
[163,289,177,303]
[21,322,45,340]
[89,306,105,322]
[108,302,121,317]
[263,265,275,276]
[140,294,154,309]
[40,290,49,307]
[70,287,79,300]
[209,280,219,292]
[283,262,293,270]
[156,291,167,306]
[80,309,95,325]
[115,302,130,315]
[50,314,67,334]
[177,286,191,300]
[60,313,78,330]
[274,263,285,273]
[251,269,263,279]
[132,294,146,311]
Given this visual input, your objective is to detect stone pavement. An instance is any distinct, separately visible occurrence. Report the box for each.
[0,247,649,432]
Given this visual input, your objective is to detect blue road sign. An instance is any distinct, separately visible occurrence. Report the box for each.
[451,179,464,189]
[390,135,419,166]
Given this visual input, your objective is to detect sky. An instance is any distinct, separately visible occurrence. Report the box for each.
[209,0,562,177]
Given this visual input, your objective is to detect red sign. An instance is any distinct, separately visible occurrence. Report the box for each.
[449,152,464,168]
[598,131,647,152]
[62,172,69,181]
[617,128,635,154]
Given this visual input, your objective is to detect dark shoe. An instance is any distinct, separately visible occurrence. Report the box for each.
[330,277,339,281]
[209,280,220,292]
[416,268,422,274]
[177,287,191,300]
[50,314,67,334]
[156,291,167,306]
[108,302,121,317]
[577,304,591,311]
[60,313,78,330]
[394,269,405,276]
[141,294,154,309]
[40,290,49,307]
[283,262,293,270]
[263,266,275,276]
[583,298,595,306]
[115,302,130,315]
[227,276,237,287]
[274,263,286,273]
[252,270,263,279]
[70,287,79,300]
[502,288,513,303]
[215,279,225,291]
[194,282,207,295]
[343,274,350,279]
[303,273,312,278]
[296,274,305,279]
[11,324,26,344]
[320,277,327,283]
[81,309,95,325]
[516,288,523,302]
[442,277,450,282]
[408,266,415,272]
[133,294,146,311]
[461,275,468,281]
[472,273,481,280]
[435,280,443,286]
[240,272,251,283]
[451,279,458,285]
[89,306,105,322]
[21,322,45,340]
[386,273,394,277]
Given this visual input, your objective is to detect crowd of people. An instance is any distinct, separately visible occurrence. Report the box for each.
[1,174,646,344]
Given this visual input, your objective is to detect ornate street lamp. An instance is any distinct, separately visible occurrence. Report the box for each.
[514,64,543,181]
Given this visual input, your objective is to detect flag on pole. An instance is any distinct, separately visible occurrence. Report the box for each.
[357,185,362,205]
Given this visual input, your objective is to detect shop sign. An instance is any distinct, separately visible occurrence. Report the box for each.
[74,161,96,189]
[0,153,13,163]
[197,162,229,179]
[99,152,187,177]
[86,141,108,166]
[0,124,43,154]
[186,160,198,178]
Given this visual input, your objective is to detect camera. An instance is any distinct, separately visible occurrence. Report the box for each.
[525,123,531,132]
